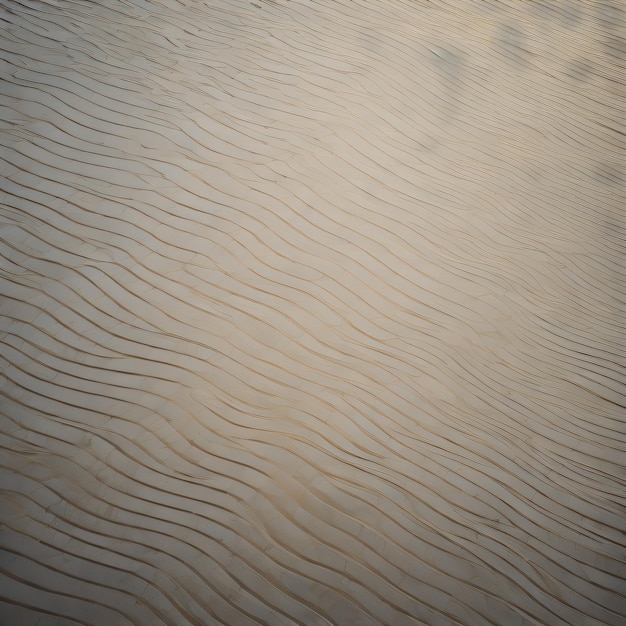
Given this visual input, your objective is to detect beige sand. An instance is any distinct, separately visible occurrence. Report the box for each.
[1,0,625,624]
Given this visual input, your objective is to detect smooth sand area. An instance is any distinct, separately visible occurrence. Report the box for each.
[1,1,625,624]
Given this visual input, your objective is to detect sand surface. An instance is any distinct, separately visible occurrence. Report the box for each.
[1,0,625,624]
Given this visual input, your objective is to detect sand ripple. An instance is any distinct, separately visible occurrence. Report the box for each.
[1,1,625,624]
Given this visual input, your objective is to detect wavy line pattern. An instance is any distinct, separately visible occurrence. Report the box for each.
[1,0,625,624]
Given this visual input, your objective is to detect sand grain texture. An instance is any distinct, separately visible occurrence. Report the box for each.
[1,0,625,624]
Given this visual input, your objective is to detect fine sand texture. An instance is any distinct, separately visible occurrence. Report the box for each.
[1,0,625,624]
